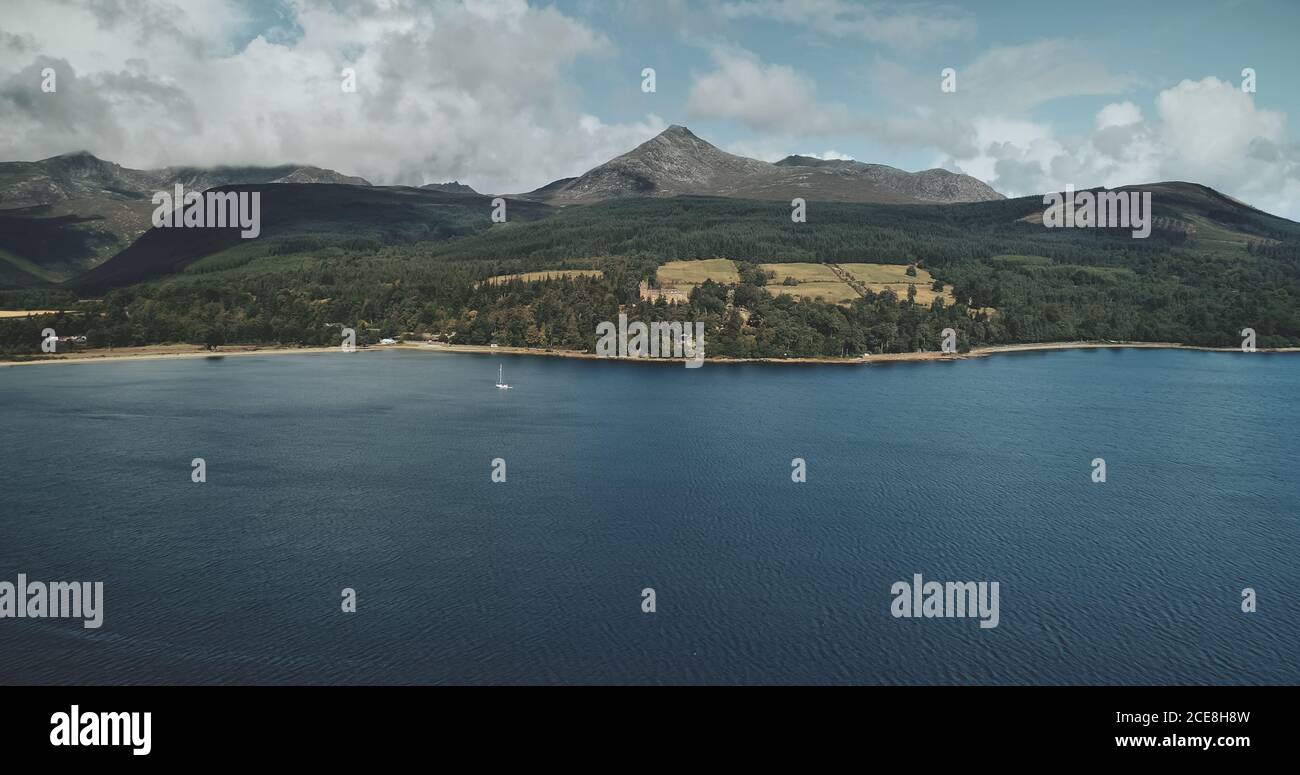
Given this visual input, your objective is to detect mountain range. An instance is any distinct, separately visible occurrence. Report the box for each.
[0,152,370,283]
[0,125,1010,287]
[0,151,370,210]
[1,125,1296,293]
[520,125,1003,205]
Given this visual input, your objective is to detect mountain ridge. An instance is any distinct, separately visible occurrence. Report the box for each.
[0,151,371,210]
[773,154,1004,204]
[0,152,371,282]
[420,181,480,195]
[3,130,1297,294]
[69,184,551,293]
[520,125,1005,206]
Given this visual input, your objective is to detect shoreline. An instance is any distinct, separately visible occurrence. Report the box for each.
[410,340,1299,365]
[2,339,1295,369]
[0,343,351,367]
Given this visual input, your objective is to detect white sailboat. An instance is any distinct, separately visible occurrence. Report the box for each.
[495,363,512,389]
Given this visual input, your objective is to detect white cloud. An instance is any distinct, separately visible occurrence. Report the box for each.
[805,150,854,160]
[956,39,1134,112]
[937,77,1300,219]
[1096,101,1142,129]
[0,0,665,194]
[687,46,976,152]
[1155,77,1284,173]
[869,39,1136,124]
[686,47,830,133]
[690,38,1139,166]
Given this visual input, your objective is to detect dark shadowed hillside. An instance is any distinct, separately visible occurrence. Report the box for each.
[72,184,551,293]
[0,152,372,284]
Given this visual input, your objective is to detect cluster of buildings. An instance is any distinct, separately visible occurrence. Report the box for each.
[638,280,689,305]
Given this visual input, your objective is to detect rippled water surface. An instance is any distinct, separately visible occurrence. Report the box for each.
[1,348,1296,684]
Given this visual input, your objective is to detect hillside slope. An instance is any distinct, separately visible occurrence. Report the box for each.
[775,155,1003,204]
[0,152,371,284]
[71,184,551,293]
[523,125,1004,206]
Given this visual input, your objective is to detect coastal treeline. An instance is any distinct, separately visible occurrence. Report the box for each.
[0,256,991,357]
[3,190,1300,356]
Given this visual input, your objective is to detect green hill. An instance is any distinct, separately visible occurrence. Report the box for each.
[4,180,1299,358]
[72,184,552,293]
[0,152,373,286]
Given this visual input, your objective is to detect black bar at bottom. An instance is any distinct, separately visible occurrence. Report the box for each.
[0,685,1282,762]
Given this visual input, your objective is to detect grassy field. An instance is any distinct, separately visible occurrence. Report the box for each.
[764,282,862,304]
[759,263,859,303]
[651,259,967,307]
[656,258,739,286]
[661,259,861,304]
[838,263,958,306]
[0,310,64,318]
[759,263,842,283]
[1184,215,1255,247]
[837,263,927,284]
[485,269,604,285]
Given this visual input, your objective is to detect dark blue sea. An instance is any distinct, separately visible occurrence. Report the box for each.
[1,348,1296,684]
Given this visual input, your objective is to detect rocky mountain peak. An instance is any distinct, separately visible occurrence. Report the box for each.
[523,126,1003,205]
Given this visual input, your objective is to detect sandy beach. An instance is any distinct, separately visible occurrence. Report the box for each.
[3,339,1295,368]
[409,340,1297,365]
[0,343,351,367]
[0,310,66,318]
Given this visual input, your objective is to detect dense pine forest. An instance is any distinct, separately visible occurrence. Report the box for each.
[3,186,1300,358]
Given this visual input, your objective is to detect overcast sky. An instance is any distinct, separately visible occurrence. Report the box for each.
[1,0,1298,218]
